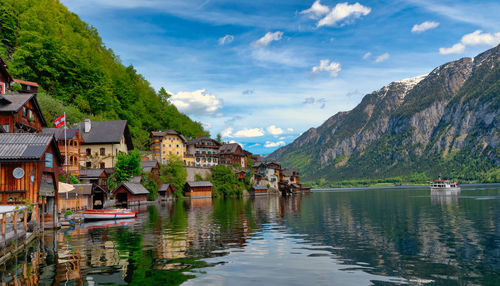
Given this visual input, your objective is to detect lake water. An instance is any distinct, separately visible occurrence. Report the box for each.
[1,184,500,285]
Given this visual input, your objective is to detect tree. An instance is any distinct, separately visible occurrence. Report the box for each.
[142,172,159,201]
[211,165,243,197]
[160,155,187,197]
[216,133,222,143]
[113,150,141,187]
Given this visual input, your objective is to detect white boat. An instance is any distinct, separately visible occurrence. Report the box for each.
[430,180,460,192]
[83,209,138,220]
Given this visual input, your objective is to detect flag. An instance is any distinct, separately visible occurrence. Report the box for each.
[55,114,65,128]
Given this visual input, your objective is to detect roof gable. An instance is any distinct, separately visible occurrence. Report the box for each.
[115,182,149,195]
[77,120,133,149]
[0,133,62,162]
[0,93,47,126]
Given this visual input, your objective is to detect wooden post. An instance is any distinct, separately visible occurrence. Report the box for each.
[1,214,5,236]
[42,198,45,230]
[24,209,27,230]
[13,211,17,231]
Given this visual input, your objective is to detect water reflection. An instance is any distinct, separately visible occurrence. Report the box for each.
[0,185,499,285]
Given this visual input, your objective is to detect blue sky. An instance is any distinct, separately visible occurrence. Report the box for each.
[61,0,500,154]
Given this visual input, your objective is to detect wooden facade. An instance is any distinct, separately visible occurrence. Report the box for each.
[43,128,83,178]
[159,184,176,200]
[0,137,62,205]
[183,181,213,198]
[113,183,149,206]
[0,94,46,133]
[250,186,268,196]
[219,143,247,168]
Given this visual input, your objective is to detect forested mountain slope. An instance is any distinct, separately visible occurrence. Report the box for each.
[268,45,500,185]
[0,0,208,148]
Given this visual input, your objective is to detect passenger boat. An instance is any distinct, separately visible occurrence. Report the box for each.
[430,180,460,192]
[83,209,138,220]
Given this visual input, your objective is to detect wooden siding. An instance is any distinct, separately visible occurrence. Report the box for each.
[184,186,212,198]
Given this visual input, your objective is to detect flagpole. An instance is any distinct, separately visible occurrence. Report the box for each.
[64,112,68,176]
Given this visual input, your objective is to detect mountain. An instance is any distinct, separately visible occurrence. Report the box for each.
[268,45,500,185]
[0,0,208,148]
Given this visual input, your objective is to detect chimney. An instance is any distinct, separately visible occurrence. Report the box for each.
[84,119,91,133]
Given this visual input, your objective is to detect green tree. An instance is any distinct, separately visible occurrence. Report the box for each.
[113,150,141,187]
[160,155,187,197]
[142,172,158,201]
[211,165,243,197]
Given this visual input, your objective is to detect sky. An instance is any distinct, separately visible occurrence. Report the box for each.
[60,0,500,155]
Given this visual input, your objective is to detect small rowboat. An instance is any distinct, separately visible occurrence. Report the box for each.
[83,209,138,220]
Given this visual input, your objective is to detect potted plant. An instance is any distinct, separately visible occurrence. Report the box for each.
[64,209,73,220]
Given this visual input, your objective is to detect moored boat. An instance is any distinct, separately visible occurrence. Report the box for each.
[83,209,138,220]
[430,180,460,192]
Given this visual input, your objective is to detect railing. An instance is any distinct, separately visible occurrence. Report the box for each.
[0,203,39,251]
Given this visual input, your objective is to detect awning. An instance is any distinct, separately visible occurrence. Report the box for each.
[58,182,75,194]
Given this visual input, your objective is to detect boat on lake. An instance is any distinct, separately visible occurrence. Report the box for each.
[82,209,138,220]
[430,180,460,193]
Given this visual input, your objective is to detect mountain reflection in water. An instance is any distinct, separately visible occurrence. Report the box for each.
[1,184,499,285]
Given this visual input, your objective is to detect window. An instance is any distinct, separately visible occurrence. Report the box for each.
[86,162,91,168]
[22,107,26,117]
[196,158,200,162]
[176,151,179,155]
[45,153,53,168]
[29,110,34,120]
[163,151,165,154]
[163,144,165,147]
[86,148,91,155]
[163,159,166,164]
[100,162,105,169]
[169,144,171,147]
[100,148,105,155]
[26,85,31,91]
[176,144,179,148]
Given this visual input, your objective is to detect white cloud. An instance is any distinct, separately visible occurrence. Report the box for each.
[301,0,330,19]
[264,140,286,148]
[411,21,439,33]
[362,52,371,59]
[264,141,286,148]
[439,43,466,55]
[287,128,294,132]
[317,2,371,27]
[312,59,341,77]
[375,53,390,63]
[170,89,222,116]
[221,127,233,137]
[254,31,284,47]
[229,140,244,148]
[218,34,234,45]
[267,125,284,135]
[461,30,500,46]
[439,30,500,54]
[233,128,265,138]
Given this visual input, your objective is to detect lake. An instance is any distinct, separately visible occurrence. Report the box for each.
[1,184,500,285]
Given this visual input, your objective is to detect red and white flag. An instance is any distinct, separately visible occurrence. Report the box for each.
[54,114,65,128]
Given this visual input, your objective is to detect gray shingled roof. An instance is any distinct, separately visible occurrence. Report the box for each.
[116,182,149,195]
[0,133,61,161]
[0,93,47,125]
[159,184,170,192]
[141,160,158,169]
[76,120,133,150]
[129,176,142,184]
[219,143,243,154]
[42,128,79,140]
[186,181,213,187]
[151,130,187,143]
[72,184,92,195]
[80,169,105,178]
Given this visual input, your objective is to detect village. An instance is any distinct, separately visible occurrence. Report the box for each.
[0,57,309,262]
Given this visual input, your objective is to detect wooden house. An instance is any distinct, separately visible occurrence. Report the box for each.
[57,183,92,213]
[158,184,176,200]
[280,169,300,184]
[141,160,161,185]
[0,93,46,133]
[250,186,268,196]
[183,181,213,198]
[42,128,83,178]
[77,119,134,169]
[219,143,247,168]
[12,79,39,94]
[79,169,109,191]
[0,133,63,222]
[113,182,149,206]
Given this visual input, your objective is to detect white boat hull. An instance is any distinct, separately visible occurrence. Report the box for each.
[430,187,461,192]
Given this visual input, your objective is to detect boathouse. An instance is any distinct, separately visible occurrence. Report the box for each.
[250,186,268,196]
[58,183,92,213]
[113,182,149,206]
[141,160,161,185]
[158,184,176,200]
[183,181,213,198]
